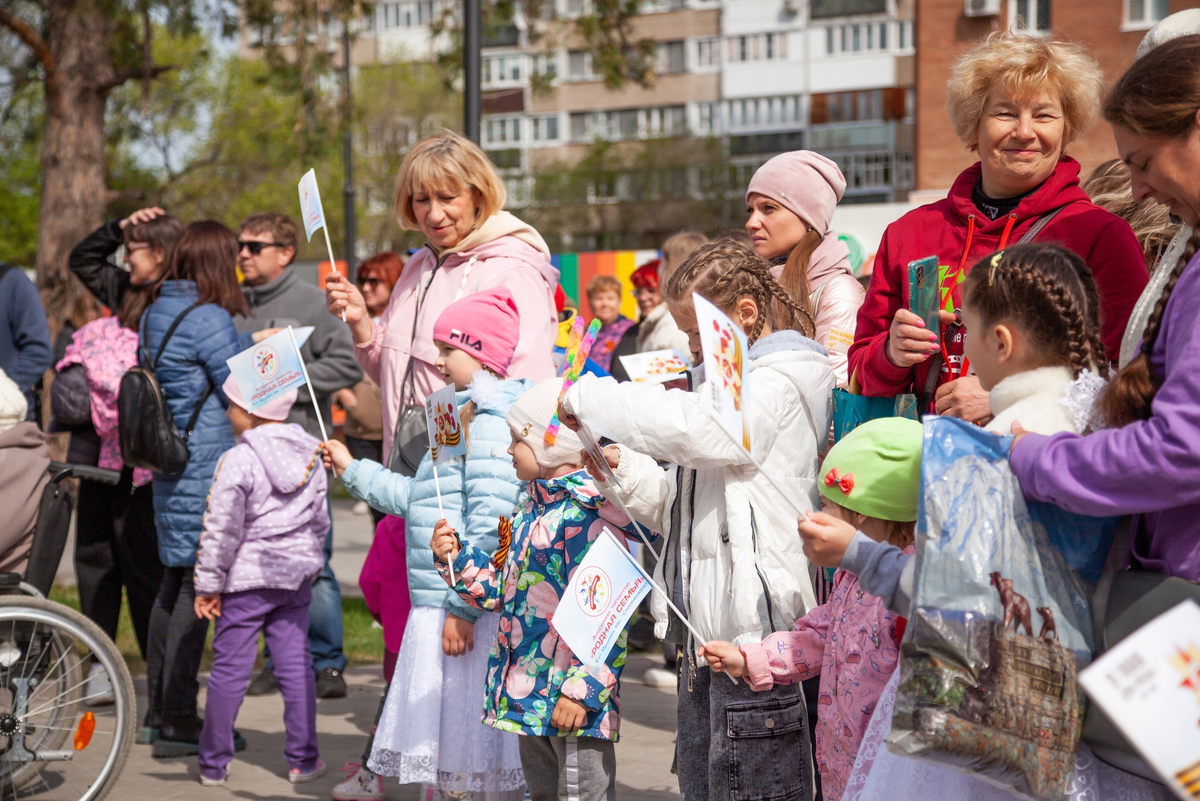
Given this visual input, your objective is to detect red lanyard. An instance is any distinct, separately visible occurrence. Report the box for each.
[939,213,1017,380]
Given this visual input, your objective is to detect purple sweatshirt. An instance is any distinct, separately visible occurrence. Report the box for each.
[195,423,329,595]
[1011,250,1200,581]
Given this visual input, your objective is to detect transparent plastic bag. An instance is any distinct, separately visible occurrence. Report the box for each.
[889,417,1105,801]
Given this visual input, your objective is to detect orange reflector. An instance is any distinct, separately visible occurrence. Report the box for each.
[74,711,95,750]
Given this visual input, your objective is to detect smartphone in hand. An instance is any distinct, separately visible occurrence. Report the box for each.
[908,256,941,342]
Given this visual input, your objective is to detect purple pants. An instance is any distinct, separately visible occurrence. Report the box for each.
[198,580,319,778]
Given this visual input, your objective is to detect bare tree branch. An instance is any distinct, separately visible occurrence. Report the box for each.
[102,63,175,90]
[0,6,58,99]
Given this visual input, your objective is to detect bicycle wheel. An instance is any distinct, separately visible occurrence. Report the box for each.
[0,597,134,801]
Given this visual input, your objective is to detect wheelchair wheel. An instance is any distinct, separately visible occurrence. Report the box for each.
[0,597,134,801]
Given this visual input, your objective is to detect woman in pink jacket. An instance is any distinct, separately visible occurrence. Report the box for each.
[325,131,555,801]
[746,151,865,388]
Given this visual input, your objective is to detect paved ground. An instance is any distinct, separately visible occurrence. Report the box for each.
[56,499,683,799]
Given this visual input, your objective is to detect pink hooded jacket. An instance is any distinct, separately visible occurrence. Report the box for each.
[355,211,559,457]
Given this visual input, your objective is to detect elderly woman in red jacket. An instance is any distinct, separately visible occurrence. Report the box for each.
[848,32,1148,421]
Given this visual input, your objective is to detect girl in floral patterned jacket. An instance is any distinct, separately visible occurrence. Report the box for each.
[431,378,641,801]
[699,418,922,801]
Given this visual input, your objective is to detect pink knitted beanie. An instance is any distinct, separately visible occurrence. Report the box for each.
[746,151,847,235]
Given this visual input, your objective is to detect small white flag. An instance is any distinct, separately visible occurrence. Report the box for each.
[425,384,468,465]
[694,293,752,456]
[297,169,327,243]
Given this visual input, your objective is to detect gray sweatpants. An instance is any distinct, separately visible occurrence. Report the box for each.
[518,735,616,801]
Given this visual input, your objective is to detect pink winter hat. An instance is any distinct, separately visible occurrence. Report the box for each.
[432,286,521,377]
[222,374,297,422]
[746,151,847,236]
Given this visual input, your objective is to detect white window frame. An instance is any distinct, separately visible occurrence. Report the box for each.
[1122,0,1168,30]
[1009,0,1050,35]
[695,37,720,70]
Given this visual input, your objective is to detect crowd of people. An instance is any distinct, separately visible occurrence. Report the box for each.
[0,15,1198,801]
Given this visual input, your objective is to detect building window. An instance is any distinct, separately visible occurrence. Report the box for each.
[483,117,521,146]
[696,38,719,68]
[1011,0,1050,34]
[1126,0,1168,26]
[568,50,594,81]
[878,22,887,49]
[899,19,911,49]
[826,27,835,54]
[482,54,522,86]
[725,33,787,63]
[531,115,559,142]
[658,40,686,73]
[698,102,718,133]
[531,52,557,80]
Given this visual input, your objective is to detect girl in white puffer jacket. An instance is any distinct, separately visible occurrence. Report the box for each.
[561,238,834,801]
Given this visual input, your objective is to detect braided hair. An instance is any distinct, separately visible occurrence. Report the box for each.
[1098,227,1200,428]
[663,236,815,344]
[962,243,1109,382]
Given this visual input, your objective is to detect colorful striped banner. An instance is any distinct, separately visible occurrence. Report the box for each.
[556,250,660,319]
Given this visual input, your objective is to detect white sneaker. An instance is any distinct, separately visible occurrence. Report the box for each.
[84,663,115,706]
[352,501,370,516]
[333,766,383,800]
[643,666,677,690]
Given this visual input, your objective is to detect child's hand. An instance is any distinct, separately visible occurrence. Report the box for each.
[699,641,747,677]
[322,439,353,477]
[430,519,461,564]
[797,511,858,568]
[550,696,588,732]
[194,595,221,620]
[580,445,620,484]
[556,399,581,432]
[442,615,475,657]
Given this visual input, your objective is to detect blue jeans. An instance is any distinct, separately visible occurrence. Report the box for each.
[266,497,346,674]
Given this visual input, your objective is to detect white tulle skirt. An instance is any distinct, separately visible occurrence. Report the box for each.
[368,606,525,794]
[844,670,1173,801]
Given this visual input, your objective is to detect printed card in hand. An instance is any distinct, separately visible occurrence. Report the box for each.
[1079,600,1200,800]
[226,327,311,412]
[425,384,467,465]
[618,349,690,384]
[551,528,652,671]
[693,293,752,455]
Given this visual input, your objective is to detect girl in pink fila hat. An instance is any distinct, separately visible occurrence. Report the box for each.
[324,286,530,801]
[745,150,865,389]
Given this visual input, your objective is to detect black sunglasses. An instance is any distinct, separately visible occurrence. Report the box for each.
[237,241,282,255]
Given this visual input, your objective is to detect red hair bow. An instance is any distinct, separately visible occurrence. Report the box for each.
[824,468,854,495]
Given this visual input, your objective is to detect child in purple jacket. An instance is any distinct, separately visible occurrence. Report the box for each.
[194,375,329,788]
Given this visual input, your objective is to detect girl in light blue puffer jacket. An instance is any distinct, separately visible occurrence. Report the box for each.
[324,287,529,801]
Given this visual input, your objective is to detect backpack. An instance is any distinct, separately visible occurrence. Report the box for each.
[118,302,214,478]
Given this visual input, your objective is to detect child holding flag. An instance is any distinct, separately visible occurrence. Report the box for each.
[429,378,642,801]
[323,287,529,801]
[698,418,920,801]
[193,378,328,787]
[557,237,835,801]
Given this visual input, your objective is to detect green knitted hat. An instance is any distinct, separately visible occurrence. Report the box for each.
[819,418,923,523]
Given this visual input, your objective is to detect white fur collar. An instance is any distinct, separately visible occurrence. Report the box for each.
[987,366,1076,420]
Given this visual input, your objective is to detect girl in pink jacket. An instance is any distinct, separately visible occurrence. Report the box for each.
[700,418,921,801]
[745,150,865,389]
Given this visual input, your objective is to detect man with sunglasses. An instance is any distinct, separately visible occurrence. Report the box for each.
[233,212,362,699]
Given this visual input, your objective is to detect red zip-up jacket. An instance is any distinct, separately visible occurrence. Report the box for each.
[848,157,1148,398]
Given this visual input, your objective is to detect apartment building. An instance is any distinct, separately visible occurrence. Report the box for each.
[914,0,1200,195]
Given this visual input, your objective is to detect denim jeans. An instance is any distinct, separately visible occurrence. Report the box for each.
[266,495,346,674]
[676,659,813,801]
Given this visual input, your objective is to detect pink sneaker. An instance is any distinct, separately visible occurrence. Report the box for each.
[289,759,327,784]
[332,765,383,800]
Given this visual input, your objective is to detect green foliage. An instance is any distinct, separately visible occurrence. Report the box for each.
[0,79,42,267]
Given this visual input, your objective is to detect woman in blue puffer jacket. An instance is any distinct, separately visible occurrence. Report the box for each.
[139,221,248,756]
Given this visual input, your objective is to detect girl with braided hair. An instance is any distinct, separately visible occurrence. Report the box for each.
[558,237,835,801]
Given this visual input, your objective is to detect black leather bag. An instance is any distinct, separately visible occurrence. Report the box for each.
[50,363,92,427]
[118,303,213,478]
[386,260,443,477]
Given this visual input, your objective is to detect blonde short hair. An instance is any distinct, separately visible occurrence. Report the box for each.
[586,275,622,298]
[946,32,1103,150]
[393,130,507,231]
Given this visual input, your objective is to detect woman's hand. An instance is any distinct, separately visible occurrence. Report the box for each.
[442,615,475,657]
[580,445,620,485]
[885,308,940,368]
[556,399,580,432]
[431,519,461,564]
[322,439,353,477]
[194,594,221,620]
[251,327,283,344]
[550,696,588,732]
[336,387,359,411]
[698,641,747,677]
[325,272,373,343]
[797,512,858,568]
[934,375,992,423]
[119,207,165,229]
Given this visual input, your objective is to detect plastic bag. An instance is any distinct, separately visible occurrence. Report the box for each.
[889,417,1104,801]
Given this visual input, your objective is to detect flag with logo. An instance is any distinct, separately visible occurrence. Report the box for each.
[297,169,327,243]
[425,384,467,465]
[225,327,314,412]
[552,528,652,670]
[694,293,752,455]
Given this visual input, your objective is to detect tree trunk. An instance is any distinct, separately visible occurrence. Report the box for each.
[36,0,116,332]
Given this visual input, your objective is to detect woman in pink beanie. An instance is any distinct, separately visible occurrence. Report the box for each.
[746,150,864,388]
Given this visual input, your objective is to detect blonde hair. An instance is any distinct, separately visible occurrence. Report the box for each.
[393,130,507,232]
[946,31,1103,150]
[586,275,622,298]
[1082,159,1179,270]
